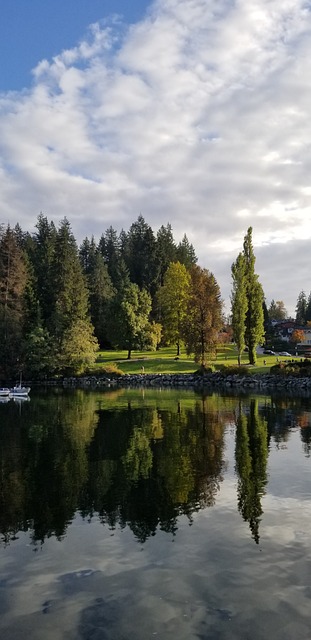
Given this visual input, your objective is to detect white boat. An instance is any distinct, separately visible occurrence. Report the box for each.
[10,386,31,397]
[0,388,11,397]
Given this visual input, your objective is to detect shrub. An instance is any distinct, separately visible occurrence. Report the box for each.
[270,360,311,377]
[223,365,252,376]
[86,363,124,377]
[194,364,215,375]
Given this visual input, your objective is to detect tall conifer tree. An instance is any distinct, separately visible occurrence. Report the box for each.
[124,215,157,294]
[295,291,307,324]
[176,234,197,270]
[79,241,114,347]
[0,226,27,378]
[50,219,98,373]
[155,224,177,288]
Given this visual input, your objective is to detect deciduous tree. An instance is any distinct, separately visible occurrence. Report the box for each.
[182,266,223,366]
[268,299,287,321]
[291,329,305,348]
[231,253,248,365]
[243,228,265,365]
[107,283,151,359]
[157,261,191,356]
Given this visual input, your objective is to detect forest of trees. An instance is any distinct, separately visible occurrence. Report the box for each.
[1,215,309,381]
[0,214,223,379]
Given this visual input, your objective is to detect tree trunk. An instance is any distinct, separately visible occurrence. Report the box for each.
[249,346,256,365]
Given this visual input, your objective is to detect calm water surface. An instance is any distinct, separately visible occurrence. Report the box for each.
[0,387,310,639]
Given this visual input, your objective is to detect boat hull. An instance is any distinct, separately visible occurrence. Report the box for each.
[0,388,11,397]
[10,386,31,397]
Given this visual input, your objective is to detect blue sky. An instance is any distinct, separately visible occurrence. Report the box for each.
[1,0,311,315]
[0,0,150,90]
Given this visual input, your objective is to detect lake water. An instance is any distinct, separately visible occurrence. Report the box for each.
[0,387,310,639]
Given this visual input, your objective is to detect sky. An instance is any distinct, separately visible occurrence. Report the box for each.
[1,0,311,316]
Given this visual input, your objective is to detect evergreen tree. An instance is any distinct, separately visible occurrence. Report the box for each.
[0,226,27,378]
[295,291,307,325]
[79,236,93,274]
[30,214,57,329]
[305,292,311,324]
[231,253,248,365]
[21,253,54,378]
[118,228,129,261]
[49,219,98,373]
[23,325,54,378]
[87,251,114,347]
[182,265,223,367]
[155,223,177,288]
[176,234,197,270]
[98,226,121,286]
[79,234,114,345]
[124,215,157,294]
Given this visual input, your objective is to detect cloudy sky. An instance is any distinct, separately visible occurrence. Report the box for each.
[1,0,311,315]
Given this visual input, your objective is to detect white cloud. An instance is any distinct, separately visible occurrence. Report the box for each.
[0,0,311,314]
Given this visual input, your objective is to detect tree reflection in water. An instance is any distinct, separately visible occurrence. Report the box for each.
[0,389,309,547]
[0,391,227,545]
[235,399,268,544]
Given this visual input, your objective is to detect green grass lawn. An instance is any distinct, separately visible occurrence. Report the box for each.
[92,344,297,375]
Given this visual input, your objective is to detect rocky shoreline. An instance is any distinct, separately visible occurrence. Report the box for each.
[59,372,311,394]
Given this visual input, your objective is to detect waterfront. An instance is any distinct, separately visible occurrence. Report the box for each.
[0,388,310,639]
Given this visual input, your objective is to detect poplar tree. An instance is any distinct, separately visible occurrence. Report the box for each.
[231,253,248,365]
[235,399,268,544]
[232,228,264,365]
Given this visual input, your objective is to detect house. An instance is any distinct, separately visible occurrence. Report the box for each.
[274,320,297,342]
[296,328,311,356]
